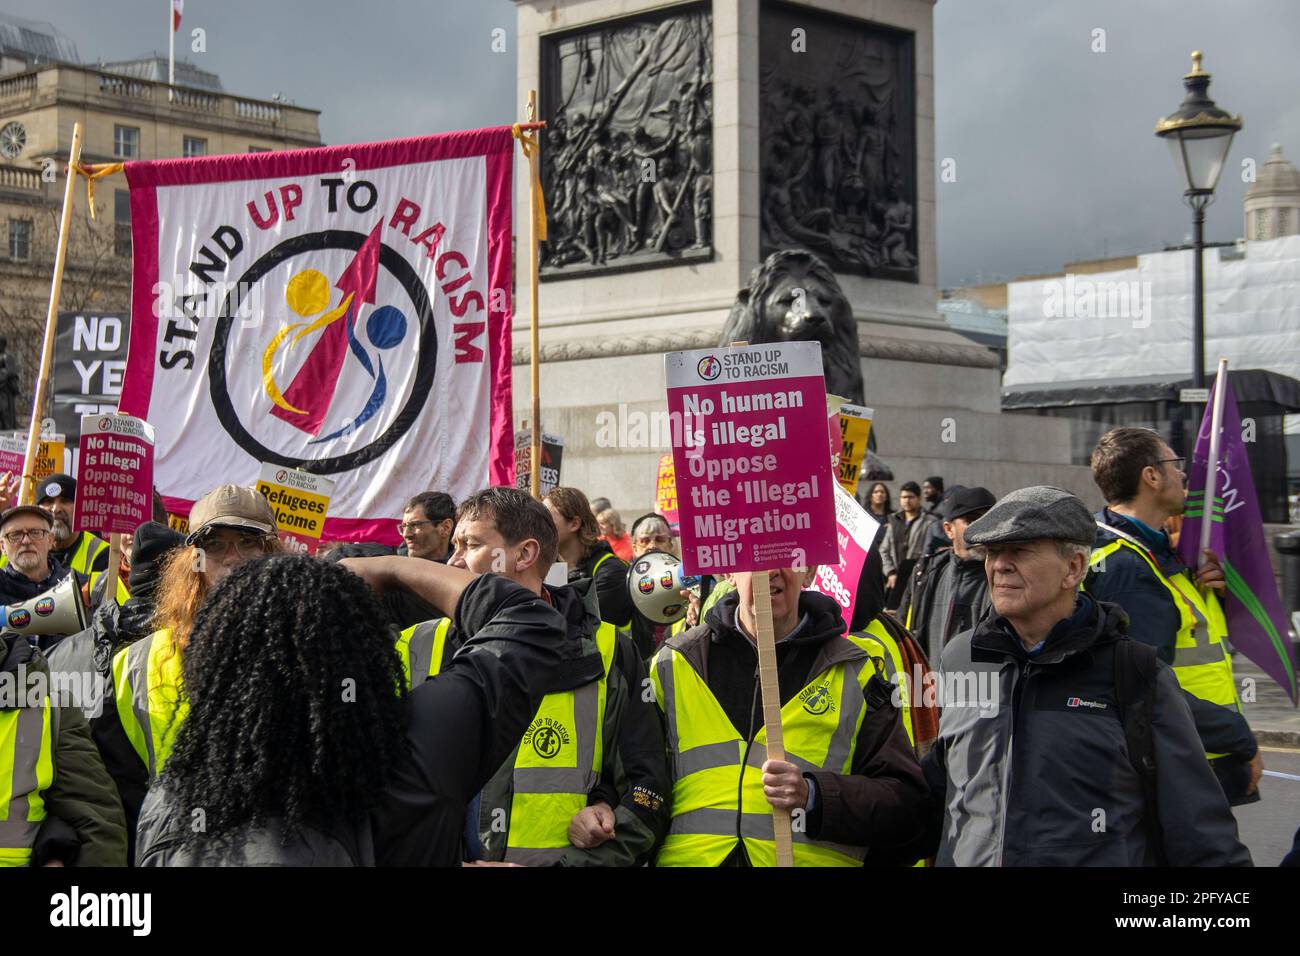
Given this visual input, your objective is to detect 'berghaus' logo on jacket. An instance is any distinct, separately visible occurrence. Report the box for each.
[1066,696,1108,710]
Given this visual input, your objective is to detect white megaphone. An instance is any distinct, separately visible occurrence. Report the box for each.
[626,550,701,624]
[0,576,88,637]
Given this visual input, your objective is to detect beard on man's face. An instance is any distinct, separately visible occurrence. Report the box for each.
[12,550,44,574]
[50,515,70,541]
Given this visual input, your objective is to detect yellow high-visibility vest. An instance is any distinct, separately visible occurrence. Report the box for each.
[650,634,877,867]
[852,621,914,748]
[396,618,453,687]
[1090,527,1238,758]
[0,694,54,866]
[398,616,618,864]
[111,628,186,779]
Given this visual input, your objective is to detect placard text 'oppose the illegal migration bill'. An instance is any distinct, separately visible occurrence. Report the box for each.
[666,342,837,576]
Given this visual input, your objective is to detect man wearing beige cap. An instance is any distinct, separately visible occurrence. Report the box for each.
[184,484,280,586]
[918,486,1249,867]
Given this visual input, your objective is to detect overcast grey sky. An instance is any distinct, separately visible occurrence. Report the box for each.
[12,0,1300,288]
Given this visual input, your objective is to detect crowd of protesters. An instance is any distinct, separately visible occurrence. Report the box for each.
[0,422,1292,867]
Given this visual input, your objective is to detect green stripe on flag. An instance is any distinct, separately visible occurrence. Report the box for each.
[1223,559,1298,697]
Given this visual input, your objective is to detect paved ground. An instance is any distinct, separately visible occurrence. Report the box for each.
[1234,747,1299,866]
[1234,656,1300,746]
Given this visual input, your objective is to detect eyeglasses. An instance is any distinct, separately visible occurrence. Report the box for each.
[635,534,673,545]
[1156,457,1186,471]
[195,532,270,557]
[3,528,49,544]
[397,520,432,534]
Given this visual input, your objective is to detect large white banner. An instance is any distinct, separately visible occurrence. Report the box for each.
[121,131,515,542]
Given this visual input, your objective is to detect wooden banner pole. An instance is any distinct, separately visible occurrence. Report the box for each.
[750,570,795,867]
[19,122,83,505]
[525,90,543,499]
[1198,358,1229,559]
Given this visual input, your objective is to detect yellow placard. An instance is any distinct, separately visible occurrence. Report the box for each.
[34,439,66,481]
[836,405,873,494]
[655,453,678,524]
[255,480,331,540]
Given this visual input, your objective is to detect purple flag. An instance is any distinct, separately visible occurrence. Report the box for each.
[1179,377,1298,703]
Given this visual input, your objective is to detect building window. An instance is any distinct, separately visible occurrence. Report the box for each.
[114,125,140,159]
[1279,208,1291,236]
[183,136,207,158]
[248,145,271,152]
[114,189,132,258]
[8,219,32,261]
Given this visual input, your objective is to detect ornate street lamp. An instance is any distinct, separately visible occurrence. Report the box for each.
[1155,51,1241,399]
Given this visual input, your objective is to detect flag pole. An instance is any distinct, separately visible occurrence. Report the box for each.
[168,0,176,102]
[525,89,542,499]
[19,122,82,506]
[1198,358,1230,559]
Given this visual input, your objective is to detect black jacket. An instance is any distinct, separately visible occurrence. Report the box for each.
[921,594,1252,866]
[898,548,990,665]
[670,590,928,862]
[1085,508,1257,765]
[571,540,633,628]
[136,784,373,866]
[422,580,672,866]
[370,573,576,866]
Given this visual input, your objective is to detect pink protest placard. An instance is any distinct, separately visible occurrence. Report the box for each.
[666,342,837,575]
[75,414,155,535]
[0,435,25,476]
[808,483,881,628]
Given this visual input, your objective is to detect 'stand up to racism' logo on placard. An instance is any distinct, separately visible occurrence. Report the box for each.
[697,355,721,381]
[209,223,438,474]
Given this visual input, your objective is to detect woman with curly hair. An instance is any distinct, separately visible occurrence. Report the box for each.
[97,485,282,847]
[135,555,409,865]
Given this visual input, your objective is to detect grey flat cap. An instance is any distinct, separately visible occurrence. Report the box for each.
[964,486,1095,547]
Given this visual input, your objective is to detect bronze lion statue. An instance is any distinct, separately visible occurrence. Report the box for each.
[719,249,892,479]
[719,249,864,406]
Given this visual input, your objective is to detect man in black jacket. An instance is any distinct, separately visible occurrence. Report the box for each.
[0,505,82,653]
[1085,427,1261,804]
[899,486,995,664]
[921,486,1250,866]
[343,554,574,867]
[366,487,670,865]
[651,567,928,866]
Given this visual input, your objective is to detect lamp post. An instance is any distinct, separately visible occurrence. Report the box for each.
[1155,51,1241,437]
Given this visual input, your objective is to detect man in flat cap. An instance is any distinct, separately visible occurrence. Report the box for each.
[917,486,1250,866]
[0,503,84,652]
[898,485,996,664]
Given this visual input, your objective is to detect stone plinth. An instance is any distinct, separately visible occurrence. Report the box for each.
[511,0,1091,513]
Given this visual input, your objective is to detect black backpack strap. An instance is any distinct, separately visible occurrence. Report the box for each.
[1114,638,1165,864]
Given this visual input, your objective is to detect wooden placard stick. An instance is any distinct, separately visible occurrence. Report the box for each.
[749,570,794,867]
[102,532,123,606]
[725,338,793,866]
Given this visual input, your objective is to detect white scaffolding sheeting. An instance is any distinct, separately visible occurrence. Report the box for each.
[1004,234,1300,388]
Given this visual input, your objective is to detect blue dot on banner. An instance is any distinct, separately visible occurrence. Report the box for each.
[367,305,407,350]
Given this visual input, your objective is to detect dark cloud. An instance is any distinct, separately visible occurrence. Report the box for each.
[15,1,1299,289]
[935,0,1300,286]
